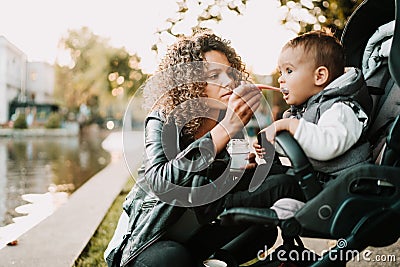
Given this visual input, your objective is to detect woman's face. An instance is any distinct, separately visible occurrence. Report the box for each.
[202,50,237,110]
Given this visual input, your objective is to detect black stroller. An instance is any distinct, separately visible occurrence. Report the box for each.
[219,0,400,266]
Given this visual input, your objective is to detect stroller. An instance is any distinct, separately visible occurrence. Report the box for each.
[219,0,400,266]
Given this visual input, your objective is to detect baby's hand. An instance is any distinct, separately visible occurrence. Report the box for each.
[244,152,257,169]
[260,124,277,144]
[253,138,265,159]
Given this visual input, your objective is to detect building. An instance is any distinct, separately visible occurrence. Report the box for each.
[0,36,55,125]
[0,36,27,124]
[26,62,55,104]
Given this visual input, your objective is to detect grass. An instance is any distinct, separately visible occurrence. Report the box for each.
[74,178,134,267]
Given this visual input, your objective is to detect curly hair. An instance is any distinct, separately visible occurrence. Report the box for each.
[143,29,248,138]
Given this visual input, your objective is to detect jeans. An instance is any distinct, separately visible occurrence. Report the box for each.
[226,172,306,209]
[126,240,193,267]
[126,223,278,267]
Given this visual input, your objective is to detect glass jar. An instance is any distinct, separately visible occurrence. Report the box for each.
[227,139,250,170]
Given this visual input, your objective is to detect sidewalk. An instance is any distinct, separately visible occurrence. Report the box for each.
[0,131,144,267]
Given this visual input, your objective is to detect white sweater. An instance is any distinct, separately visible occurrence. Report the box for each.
[293,102,367,161]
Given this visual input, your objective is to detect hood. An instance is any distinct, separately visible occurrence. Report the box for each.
[308,67,365,105]
[342,0,400,87]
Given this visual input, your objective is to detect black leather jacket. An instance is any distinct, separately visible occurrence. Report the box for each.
[112,110,233,266]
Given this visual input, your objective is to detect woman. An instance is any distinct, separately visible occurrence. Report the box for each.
[105,30,280,267]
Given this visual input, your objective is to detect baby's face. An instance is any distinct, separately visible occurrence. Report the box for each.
[277,46,322,106]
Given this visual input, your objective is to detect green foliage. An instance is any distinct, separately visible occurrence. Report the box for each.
[55,27,147,125]
[13,113,28,129]
[45,112,62,129]
[54,65,75,112]
[107,49,148,97]
[56,27,111,115]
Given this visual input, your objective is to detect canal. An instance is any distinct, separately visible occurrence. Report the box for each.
[0,127,111,230]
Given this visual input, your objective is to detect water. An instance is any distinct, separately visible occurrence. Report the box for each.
[0,128,111,244]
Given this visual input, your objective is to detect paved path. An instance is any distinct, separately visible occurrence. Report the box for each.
[0,131,144,267]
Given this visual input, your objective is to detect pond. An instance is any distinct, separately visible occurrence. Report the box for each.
[0,128,111,229]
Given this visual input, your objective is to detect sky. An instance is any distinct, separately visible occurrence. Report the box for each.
[0,0,296,75]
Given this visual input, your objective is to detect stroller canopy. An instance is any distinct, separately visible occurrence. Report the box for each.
[342,0,400,86]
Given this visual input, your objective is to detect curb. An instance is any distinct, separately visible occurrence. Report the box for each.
[0,131,143,267]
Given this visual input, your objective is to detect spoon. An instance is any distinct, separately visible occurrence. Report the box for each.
[255,84,289,94]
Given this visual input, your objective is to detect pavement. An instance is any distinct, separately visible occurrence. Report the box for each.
[0,131,144,267]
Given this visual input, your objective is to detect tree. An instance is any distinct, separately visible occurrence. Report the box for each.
[108,48,147,97]
[55,27,113,117]
[278,0,364,36]
[151,0,249,53]
[152,0,363,52]
[54,27,147,125]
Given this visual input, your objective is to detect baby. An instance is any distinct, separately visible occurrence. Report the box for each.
[255,29,370,178]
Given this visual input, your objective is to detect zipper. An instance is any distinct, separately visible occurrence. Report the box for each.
[121,231,165,266]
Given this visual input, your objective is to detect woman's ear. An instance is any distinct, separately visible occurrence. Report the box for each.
[314,66,329,86]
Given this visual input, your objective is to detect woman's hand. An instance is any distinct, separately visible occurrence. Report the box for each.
[221,83,261,137]
[211,83,261,154]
